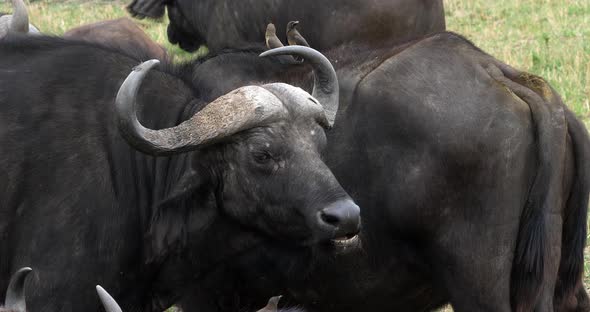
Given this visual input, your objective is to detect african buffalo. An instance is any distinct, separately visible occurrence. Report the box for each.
[0,35,360,311]
[0,0,39,38]
[126,0,446,53]
[162,34,590,311]
[63,17,168,62]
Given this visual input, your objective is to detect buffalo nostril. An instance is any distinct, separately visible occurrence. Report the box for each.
[320,211,341,227]
[317,199,361,237]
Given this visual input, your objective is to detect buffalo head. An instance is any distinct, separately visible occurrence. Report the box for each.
[116,46,360,250]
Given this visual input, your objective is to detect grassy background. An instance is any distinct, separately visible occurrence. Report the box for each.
[0,0,588,310]
[446,0,589,127]
[1,0,587,125]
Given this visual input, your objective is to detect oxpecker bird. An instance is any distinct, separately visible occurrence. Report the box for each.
[286,21,310,47]
[265,23,301,64]
[265,22,284,50]
[286,21,310,62]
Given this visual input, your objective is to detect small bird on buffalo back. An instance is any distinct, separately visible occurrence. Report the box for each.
[265,22,284,50]
[286,21,310,47]
[286,21,310,62]
[265,23,301,65]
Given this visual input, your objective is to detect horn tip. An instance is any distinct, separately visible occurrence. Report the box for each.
[96,285,112,305]
[12,266,33,280]
[96,285,123,312]
[260,45,314,58]
[96,285,108,296]
[260,46,291,57]
[132,59,160,72]
[259,50,274,58]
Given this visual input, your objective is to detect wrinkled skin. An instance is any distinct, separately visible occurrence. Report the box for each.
[63,17,168,62]
[0,35,358,311]
[128,0,445,53]
[173,33,590,311]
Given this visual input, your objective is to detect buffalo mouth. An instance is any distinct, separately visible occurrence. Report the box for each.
[329,233,360,249]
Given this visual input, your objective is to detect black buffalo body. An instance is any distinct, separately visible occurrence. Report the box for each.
[170,33,590,311]
[127,0,446,53]
[0,35,360,311]
[0,25,588,312]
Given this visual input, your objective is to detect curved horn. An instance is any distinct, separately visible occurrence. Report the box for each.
[5,267,32,312]
[260,46,339,127]
[96,286,123,312]
[116,60,287,155]
[10,0,30,33]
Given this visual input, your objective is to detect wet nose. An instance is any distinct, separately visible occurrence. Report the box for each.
[317,199,361,238]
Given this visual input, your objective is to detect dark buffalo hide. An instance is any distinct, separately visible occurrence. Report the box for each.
[127,0,446,53]
[0,35,360,311]
[169,33,590,312]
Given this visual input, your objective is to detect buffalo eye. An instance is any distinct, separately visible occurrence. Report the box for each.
[252,151,273,164]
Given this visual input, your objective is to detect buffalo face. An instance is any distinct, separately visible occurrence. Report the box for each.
[217,89,360,245]
[115,47,360,248]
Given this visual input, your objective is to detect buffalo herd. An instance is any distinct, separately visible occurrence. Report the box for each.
[1,0,589,312]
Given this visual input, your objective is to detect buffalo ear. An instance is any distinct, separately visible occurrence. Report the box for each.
[145,168,214,264]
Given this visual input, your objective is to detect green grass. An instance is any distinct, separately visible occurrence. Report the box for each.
[0,0,198,58]
[446,0,590,127]
[1,1,588,310]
